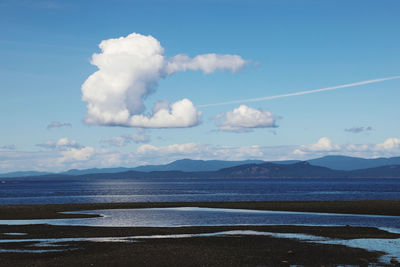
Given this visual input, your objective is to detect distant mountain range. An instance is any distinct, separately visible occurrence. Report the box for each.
[213,161,400,179]
[1,155,400,179]
[308,155,400,171]
[75,161,400,179]
[131,159,299,172]
[0,171,52,178]
[0,159,297,178]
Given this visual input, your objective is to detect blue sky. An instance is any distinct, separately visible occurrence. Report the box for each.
[0,0,399,172]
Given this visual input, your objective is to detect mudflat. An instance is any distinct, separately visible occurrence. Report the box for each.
[0,224,396,267]
[0,201,399,266]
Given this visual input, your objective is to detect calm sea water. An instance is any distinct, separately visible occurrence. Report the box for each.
[0,178,399,205]
[3,207,400,230]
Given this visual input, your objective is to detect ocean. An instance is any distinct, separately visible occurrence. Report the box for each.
[1,177,399,205]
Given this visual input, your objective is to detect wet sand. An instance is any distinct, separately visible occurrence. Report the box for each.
[0,234,389,267]
[0,201,399,266]
[0,224,396,267]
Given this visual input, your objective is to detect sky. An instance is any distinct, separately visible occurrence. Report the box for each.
[0,0,399,172]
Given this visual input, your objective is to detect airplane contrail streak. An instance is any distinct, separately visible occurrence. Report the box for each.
[198,75,400,108]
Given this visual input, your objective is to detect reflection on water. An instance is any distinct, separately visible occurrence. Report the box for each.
[1,207,400,232]
[1,178,400,205]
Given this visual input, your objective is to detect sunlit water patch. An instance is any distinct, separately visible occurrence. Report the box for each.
[1,178,400,205]
[2,207,400,232]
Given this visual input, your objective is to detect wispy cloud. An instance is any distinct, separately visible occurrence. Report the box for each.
[100,134,150,147]
[345,126,373,134]
[199,76,400,107]
[0,144,16,151]
[36,137,82,150]
[46,121,72,129]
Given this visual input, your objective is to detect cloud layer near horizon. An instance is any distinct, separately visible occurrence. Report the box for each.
[81,33,247,128]
[1,137,399,173]
[293,137,400,158]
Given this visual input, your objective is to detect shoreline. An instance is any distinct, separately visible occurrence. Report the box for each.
[1,200,400,219]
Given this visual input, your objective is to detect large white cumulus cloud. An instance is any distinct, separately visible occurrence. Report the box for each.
[82,33,247,128]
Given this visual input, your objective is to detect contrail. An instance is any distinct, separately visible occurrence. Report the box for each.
[198,75,400,108]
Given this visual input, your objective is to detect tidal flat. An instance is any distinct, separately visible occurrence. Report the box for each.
[0,201,399,266]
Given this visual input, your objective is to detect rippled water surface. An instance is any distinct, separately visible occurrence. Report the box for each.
[1,207,400,232]
[1,178,400,205]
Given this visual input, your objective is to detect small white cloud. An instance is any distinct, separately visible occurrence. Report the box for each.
[36,141,56,150]
[136,143,265,161]
[294,137,340,155]
[37,137,82,150]
[345,126,373,134]
[344,144,369,152]
[293,137,400,159]
[307,137,340,151]
[101,133,150,147]
[59,147,95,162]
[292,149,306,156]
[81,32,247,128]
[137,143,201,155]
[165,54,247,74]
[216,105,277,132]
[46,121,72,129]
[375,138,400,152]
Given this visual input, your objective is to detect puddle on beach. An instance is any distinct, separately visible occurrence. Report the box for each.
[0,248,68,253]
[2,232,27,236]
